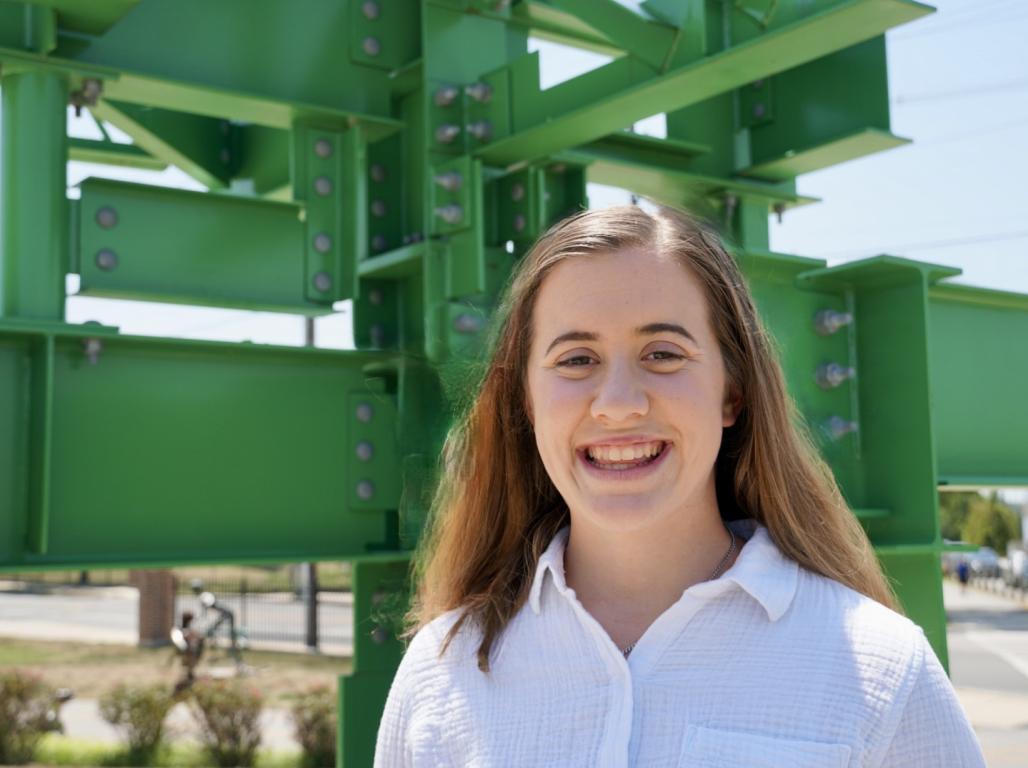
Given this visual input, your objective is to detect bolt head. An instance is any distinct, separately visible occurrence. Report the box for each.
[371,199,387,218]
[95,206,118,229]
[362,36,381,57]
[371,625,389,644]
[219,148,231,164]
[314,138,332,158]
[513,213,526,233]
[361,0,380,19]
[511,183,525,202]
[314,176,333,196]
[356,402,373,423]
[356,441,374,461]
[356,480,375,500]
[312,271,332,292]
[752,102,766,119]
[368,289,383,306]
[370,164,387,183]
[313,233,332,253]
[371,235,387,252]
[95,249,118,271]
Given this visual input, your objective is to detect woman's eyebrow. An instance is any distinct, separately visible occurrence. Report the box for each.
[545,322,697,355]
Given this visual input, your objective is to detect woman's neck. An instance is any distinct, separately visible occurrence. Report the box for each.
[562,506,742,650]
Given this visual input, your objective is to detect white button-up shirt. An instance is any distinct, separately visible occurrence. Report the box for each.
[374,519,986,767]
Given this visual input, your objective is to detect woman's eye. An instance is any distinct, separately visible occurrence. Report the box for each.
[647,350,686,362]
[555,355,595,368]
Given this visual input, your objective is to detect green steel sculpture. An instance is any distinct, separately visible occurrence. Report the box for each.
[1,1,1026,764]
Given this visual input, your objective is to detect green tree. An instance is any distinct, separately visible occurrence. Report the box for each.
[938,491,979,541]
[960,492,1022,553]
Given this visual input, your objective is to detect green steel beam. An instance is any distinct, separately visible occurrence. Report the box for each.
[68,136,167,170]
[0,320,402,569]
[0,67,68,321]
[89,99,234,189]
[547,0,677,70]
[508,0,623,55]
[22,0,140,36]
[476,0,933,166]
[929,284,1028,488]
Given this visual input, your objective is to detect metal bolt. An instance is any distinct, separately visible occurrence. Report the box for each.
[453,313,484,334]
[723,193,738,223]
[752,79,765,90]
[434,204,463,225]
[511,182,525,202]
[95,206,118,229]
[314,176,333,196]
[371,234,387,252]
[313,232,332,253]
[752,102,766,119]
[83,337,102,366]
[435,124,461,144]
[356,402,373,423]
[368,288,383,305]
[357,480,375,500]
[95,249,118,271]
[371,625,389,644]
[433,171,463,191]
[356,441,374,461]
[513,213,526,232]
[823,415,859,442]
[314,138,332,158]
[361,0,380,19]
[312,271,332,292]
[465,82,492,103]
[362,36,381,57]
[370,164,387,182]
[773,202,786,224]
[371,199,387,218]
[371,590,386,606]
[466,120,492,141]
[370,324,385,346]
[219,148,231,164]
[816,363,856,390]
[434,85,460,107]
[814,310,854,336]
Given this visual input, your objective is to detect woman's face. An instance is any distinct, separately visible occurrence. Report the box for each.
[525,246,738,533]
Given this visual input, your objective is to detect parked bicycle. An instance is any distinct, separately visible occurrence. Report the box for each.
[170,579,251,694]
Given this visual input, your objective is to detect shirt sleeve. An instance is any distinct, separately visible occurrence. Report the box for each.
[878,629,986,768]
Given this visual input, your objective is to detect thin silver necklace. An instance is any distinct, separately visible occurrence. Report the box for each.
[620,523,737,659]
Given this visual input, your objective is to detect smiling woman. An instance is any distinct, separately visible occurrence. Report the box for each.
[373,205,986,767]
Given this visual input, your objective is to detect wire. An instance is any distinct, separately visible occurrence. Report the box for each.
[819,229,1028,259]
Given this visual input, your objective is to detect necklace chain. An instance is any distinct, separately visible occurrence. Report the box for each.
[621,523,737,659]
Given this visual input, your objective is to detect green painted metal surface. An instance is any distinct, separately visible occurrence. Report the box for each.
[4,0,1026,764]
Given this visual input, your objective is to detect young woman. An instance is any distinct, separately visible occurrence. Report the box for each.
[374,205,985,767]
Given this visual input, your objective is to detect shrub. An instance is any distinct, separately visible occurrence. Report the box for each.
[289,685,337,767]
[98,682,175,764]
[189,678,263,767]
[0,669,63,765]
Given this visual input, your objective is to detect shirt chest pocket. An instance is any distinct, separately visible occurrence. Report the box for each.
[679,724,852,768]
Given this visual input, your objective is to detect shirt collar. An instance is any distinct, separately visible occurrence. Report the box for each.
[527,518,799,622]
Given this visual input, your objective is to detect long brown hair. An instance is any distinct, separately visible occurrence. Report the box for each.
[405,204,900,673]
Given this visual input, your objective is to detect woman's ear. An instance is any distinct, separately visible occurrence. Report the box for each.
[722,389,741,428]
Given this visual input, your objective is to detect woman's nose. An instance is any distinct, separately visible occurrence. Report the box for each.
[589,362,649,423]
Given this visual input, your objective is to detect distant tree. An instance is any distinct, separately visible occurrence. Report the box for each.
[960,492,1021,553]
[938,491,978,541]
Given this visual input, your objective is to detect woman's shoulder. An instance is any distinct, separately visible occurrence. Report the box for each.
[396,607,484,682]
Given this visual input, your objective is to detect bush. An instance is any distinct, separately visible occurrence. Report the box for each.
[0,669,63,764]
[189,678,263,767]
[99,682,175,764]
[289,685,336,768]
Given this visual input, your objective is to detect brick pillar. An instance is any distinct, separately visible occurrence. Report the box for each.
[132,569,176,647]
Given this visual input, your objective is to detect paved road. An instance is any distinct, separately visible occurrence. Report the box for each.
[942,578,1028,767]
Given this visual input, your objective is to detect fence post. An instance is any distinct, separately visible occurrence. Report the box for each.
[305,562,319,651]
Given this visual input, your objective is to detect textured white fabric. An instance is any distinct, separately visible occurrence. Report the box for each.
[374,520,986,767]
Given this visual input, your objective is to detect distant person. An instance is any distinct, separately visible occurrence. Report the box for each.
[957,558,971,594]
[374,205,986,766]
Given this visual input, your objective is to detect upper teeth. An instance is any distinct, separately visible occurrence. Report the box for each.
[586,441,664,462]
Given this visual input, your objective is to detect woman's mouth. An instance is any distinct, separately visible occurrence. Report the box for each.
[577,440,671,481]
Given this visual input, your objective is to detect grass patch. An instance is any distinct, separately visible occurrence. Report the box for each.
[33,734,304,767]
